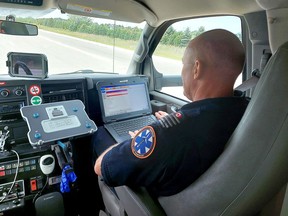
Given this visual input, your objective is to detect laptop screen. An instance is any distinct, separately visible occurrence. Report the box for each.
[97,77,152,123]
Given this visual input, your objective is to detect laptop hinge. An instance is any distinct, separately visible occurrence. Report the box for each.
[142,113,150,116]
[107,119,118,123]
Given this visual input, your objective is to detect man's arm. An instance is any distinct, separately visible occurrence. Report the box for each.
[95,111,167,178]
[94,143,118,176]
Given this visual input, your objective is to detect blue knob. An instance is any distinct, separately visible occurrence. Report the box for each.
[72,107,78,112]
[33,113,39,118]
[34,133,41,139]
[85,123,91,128]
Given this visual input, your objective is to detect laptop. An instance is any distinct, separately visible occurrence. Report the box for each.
[96,77,157,143]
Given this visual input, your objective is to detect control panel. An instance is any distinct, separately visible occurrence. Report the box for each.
[20,99,97,147]
[0,85,26,99]
[0,153,62,214]
[0,180,25,212]
[0,156,38,179]
[0,180,25,202]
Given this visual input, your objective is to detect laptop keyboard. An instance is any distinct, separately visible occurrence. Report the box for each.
[111,116,156,136]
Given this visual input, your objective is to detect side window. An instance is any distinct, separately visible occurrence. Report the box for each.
[152,16,242,101]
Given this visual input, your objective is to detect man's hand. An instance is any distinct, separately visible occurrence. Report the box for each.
[155,110,168,119]
[128,111,168,139]
[129,130,139,138]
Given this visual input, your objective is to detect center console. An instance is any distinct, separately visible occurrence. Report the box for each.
[0,79,96,215]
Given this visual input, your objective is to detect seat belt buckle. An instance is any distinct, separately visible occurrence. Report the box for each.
[251,69,261,78]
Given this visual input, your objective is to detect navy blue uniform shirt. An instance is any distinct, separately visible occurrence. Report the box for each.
[95,93,249,197]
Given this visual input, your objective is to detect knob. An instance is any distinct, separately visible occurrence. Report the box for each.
[33,113,39,118]
[12,199,20,205]
[34,133,41,139]
[13,87,25,96]
[14,89,23,96]
[85,122,91,128]
[0,89,9,97]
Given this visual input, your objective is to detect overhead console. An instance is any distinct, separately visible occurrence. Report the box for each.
[0,0,43,6]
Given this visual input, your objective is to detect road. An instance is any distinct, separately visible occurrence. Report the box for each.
[0,29,182,75]
[0,30,240,100]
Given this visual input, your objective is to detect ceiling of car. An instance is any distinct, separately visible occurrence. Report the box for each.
[0,0,264,26]
[57,0,264,26]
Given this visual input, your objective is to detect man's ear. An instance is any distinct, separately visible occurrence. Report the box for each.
[193,59,200,79]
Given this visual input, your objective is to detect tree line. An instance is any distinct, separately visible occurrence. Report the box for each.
[18,16,207,47]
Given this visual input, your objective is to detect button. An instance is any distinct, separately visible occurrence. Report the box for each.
[37,179,43,189]
[12,199,20,205]
[30,159,36,164]
[34,133,41,139]
[24,167,30,172]
[30,179,37,191]
[33,113,39,118]
[5,170,11,175]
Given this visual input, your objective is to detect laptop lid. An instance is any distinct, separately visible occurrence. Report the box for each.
[96,77,153,124]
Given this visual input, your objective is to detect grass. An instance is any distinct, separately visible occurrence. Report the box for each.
[39,25,184,60]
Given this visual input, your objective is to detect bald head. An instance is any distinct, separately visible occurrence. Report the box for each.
[182,29,245,101]
[188,29,245,77]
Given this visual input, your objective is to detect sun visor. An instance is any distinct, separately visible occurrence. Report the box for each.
[58,0,158,26]
[256,0,288,10]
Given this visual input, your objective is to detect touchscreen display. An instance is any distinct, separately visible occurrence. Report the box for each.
[7,52,48,79]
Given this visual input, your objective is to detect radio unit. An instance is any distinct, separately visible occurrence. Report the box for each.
[0,100,28,146]
[0,180,25,202]
[0,101,25,116]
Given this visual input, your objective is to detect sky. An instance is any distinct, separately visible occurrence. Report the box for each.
[172,16,241,34]
[43,10,240,34]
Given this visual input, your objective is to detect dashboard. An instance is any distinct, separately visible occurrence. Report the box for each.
[0,73,144,215]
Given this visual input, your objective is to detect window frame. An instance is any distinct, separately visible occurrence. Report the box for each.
[148,15,245,101]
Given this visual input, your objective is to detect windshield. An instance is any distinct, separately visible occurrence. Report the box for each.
[0,9,144,75]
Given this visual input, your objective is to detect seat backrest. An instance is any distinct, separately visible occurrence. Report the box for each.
[99,41,288,216]
[158,41,288,215]
[99,176,167,216]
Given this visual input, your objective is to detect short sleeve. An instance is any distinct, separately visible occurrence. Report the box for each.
[100,125,163,188]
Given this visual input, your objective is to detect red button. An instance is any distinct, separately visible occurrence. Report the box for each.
[30,179,37,191]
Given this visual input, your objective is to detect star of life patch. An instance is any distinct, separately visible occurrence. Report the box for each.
[131,126,156,159]
[159,112,183,128]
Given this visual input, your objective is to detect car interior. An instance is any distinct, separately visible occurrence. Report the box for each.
[0,0,288,216]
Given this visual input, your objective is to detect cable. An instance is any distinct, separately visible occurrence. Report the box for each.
[0,149,20,203]
[32,174,49,204]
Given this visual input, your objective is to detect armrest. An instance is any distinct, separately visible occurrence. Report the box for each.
[115,186,166,216]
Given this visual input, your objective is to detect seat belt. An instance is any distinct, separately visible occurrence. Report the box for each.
[235,69,260,92]
[235,51,272,92]
[280,183,288,216]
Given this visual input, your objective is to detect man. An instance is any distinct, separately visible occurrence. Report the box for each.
[92,29,249,197]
